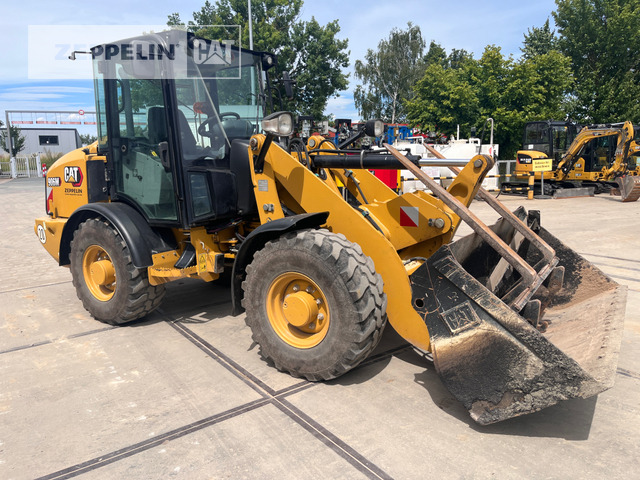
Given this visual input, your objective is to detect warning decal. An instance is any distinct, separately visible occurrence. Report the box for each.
[400,206,419,227]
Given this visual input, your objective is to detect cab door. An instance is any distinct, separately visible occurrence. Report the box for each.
[96,53,181,225]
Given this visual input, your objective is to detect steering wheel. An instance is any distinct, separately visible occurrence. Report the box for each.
[197,112,241,138]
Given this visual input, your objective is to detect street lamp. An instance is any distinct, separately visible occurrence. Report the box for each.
[248,0,254,50]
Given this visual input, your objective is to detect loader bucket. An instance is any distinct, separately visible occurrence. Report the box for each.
[409,208,627,425]
[616,175,640,202]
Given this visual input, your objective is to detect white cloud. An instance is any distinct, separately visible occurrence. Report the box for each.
[0,0,559,121]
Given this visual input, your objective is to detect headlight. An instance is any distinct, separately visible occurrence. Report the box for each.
[262,111,294,137]
[364,119,384,137]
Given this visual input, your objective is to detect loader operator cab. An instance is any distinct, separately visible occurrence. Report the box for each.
[92,30,275,228]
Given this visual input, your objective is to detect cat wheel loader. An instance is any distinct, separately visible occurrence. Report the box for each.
[34,31,627,425]
[505,120,640,200]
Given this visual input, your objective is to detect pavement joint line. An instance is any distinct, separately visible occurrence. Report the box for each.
[604,273,640,284]
[167,315,398,479]
[0,280,72,295]
[167,300,233,323]
[34,398,271,480]
[359,343,414,369]
[587,261,640,274]
[0,326,115,355]
[31,311,397,480]
[617,367,640,381]
[168,319,275,397]
[273,379,313,397]
[579,252,640,265]
[272,398,394,480]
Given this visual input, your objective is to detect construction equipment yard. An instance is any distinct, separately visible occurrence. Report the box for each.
[0,177,638,479]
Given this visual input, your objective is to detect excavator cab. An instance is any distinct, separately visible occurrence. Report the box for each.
[520,120,579,167]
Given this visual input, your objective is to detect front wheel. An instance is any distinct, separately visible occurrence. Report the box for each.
[242,229,387,381]
[69,218,165,325]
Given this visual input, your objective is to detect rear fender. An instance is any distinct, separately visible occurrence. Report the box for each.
[59,203,174,268]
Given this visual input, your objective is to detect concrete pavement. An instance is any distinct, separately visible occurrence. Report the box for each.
[1,177,639,479]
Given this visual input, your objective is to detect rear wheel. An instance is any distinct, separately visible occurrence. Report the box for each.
[242,229,387,381]
[69,218,165,325]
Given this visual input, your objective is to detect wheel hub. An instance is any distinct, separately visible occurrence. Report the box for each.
[82,245,116,302]
[283,291,319,328]
[89,259,116,286]
[267,272,330,348]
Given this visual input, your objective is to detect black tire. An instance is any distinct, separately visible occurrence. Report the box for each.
[242,229,387,381]
[69,218,165,325]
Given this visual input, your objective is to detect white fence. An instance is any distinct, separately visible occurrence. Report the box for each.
[0,155,44,178]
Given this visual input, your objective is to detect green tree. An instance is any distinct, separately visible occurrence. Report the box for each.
[553,0,640,123]
[407,45,573,158]
[353,23,425,124]
[521,18,558,59]
[0,120,26,156]
[447,48,473,69]
[406,63,478,135]
[169,0,349,118]
[424,40,447,67]
[79,133,98,145]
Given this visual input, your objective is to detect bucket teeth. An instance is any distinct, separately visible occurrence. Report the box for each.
[521,299,542,329]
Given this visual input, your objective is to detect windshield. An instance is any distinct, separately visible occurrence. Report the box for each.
[524,123,550,153]
[174,45,265,161]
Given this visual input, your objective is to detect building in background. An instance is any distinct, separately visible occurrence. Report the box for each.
[0,128,81,157]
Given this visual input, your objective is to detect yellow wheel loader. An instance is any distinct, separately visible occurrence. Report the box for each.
[506,120,640,200]
[34,31,627,425]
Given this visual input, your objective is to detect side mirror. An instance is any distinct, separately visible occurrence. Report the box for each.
[283,72,295,100]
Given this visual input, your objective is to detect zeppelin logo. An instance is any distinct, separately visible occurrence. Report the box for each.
[64,166,83,187]
[47,177,61,187]
[400,206,419,227]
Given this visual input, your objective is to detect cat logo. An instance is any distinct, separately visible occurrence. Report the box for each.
[64,166,83,187]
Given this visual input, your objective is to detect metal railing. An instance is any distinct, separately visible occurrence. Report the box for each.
[0,154,44,178]
[401,159,535,197]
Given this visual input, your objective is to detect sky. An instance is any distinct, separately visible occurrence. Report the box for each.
[0,0,559,136]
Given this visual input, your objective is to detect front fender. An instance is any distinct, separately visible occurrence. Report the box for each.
[59,203,174,268]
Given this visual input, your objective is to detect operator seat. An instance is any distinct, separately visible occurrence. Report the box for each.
[147,106,168,145]
[177,109,199,156]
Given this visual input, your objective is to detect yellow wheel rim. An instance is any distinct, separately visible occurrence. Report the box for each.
[266,272,330,349]
[82,245,116,302]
